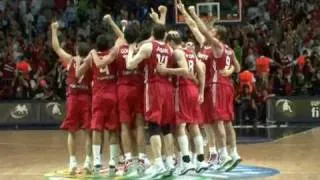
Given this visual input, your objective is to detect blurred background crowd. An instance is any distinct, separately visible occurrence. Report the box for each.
[0,0,319,125]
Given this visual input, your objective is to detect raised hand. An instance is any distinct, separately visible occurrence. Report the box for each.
[158,5,167,14]
[51,22,59,30]
[176,0,186,14]
[103,14,112,22]
[149,8,160,22]
[188,6,196,15]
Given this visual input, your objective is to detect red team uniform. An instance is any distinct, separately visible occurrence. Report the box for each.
[144,41,175,126]
[175,49,202,124]
[198,45,235,122]
[116,45,144,126]
[212,45,235,121]
[61,58,92,132]
[91,51,119,131]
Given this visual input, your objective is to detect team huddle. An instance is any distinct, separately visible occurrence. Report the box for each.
[51,1,241,179]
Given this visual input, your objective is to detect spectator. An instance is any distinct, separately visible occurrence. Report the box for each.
[235,85,258,126]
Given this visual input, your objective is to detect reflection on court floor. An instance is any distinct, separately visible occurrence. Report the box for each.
[45,164,279,180]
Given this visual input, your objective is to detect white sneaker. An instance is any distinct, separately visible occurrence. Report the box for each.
[196,161,209,173]
[83,160,92,174]
[213,155,233,171]
[137,158,151,177]
[223,155,242,172]
[146,164,168,179]
[164,160,175,175]
[177,162,196,175]
[69,160,77,175]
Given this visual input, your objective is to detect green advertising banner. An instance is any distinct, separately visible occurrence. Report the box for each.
[267,97,320,122]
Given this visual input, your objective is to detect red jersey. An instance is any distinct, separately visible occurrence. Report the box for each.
[66,57,92,95]
[213,45,235,86]
[116,44,144,85]
[178,48,196,85]
[92,51,117,88]
[145,41,173,84]
[197,46,215,86]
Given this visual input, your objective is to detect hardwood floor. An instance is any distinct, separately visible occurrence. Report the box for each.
[0,128,319,180]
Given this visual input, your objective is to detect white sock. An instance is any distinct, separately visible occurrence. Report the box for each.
[218,147,228,157]
[229,146,240,157]
[155,157,165,168]
[178,152,183,163]
[92,145,101,165]
[177,135,189,156]
[209,146,218,155]
[192,153,197,164]
[193,135,204,155]
[124,152,132,161]
[69,156,77,168]
[166,155,174,167]
[138,153,146,159]
[109,144,119,166]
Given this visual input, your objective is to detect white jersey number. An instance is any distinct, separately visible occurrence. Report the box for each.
[188,61,194,73]
[156,54,168,67]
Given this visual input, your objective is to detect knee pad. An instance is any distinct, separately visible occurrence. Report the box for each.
[148,122,161,137]
[161,124,172,136]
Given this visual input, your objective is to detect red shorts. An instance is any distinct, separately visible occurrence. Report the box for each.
[145,82,175,126]
[91,84,119,131]
[201,84,234,123]
[61,93,91,132]
[175,84,203,125]
[212,83,234,121]
[117,84,144,126]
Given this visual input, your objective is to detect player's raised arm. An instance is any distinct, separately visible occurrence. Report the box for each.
[158,5,167,25]
[126,43,152,70]
[75,53,91,78]
[157,49,189,77]
[195,58,205,104]
[177,0,205,46]
[103,14,124,39]
[187,5,222,50]
[51,22,72,64]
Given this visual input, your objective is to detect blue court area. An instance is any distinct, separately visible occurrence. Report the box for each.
[45,164,279,180]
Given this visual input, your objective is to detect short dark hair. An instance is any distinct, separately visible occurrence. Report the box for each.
[137,23,152,43]
[166,32,182,45]
[124,22,140,44]
[215,25,228,42]
[96,34,114,51]
[152,24,166,41]
[77,42,90,58]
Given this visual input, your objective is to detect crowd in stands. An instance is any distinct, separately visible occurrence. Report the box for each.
[0,0,319,124]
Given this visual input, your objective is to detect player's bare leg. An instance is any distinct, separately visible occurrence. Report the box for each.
[203,124,218,165]
[109,131,120,176]
[212,122,232,170]
[146,122,168,179]
[92,131,103,174]
[136,114,150,175]
[67,132,77,175]
[224,122,242,171]
[188,124,209,173]
[175,123,195,175]
[121,123,135,175]
[83,130,93,174]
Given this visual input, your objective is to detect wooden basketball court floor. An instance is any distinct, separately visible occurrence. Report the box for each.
[0,127,319,180]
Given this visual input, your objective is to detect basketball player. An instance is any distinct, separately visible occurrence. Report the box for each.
[51,22,92,175]
[176,0,218,165]
[187,4,242,171]
[76,34,120,176]
[158,31,210,175]
[126,23,176,179]
[95,15,150,176]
